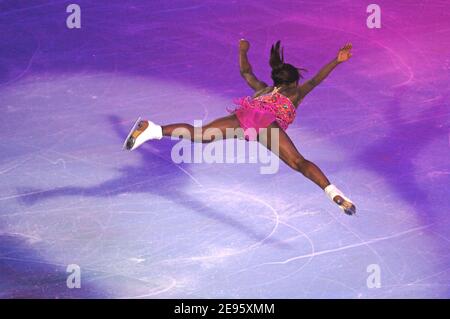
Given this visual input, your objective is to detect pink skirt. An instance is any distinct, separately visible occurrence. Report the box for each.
[228,94,296,141]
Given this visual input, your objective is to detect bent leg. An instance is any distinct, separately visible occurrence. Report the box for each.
[162,114,243,143]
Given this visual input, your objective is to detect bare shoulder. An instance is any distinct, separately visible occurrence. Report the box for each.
[253,86,274,98]
[284,86,303,107]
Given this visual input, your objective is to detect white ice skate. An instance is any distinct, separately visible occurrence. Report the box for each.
[123,117,163,151]
[324,184,356,215]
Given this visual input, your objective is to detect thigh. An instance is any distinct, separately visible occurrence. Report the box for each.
[258,122,305,163]
[203,114,241,130]
[202,114,243,139]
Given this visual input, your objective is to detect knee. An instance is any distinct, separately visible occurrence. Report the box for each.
[191,126,213,143]
[289,157,308,173]
[192,133,212,143]
[199,126,222,143]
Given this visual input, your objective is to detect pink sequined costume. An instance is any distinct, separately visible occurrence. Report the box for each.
[228,87,297,140]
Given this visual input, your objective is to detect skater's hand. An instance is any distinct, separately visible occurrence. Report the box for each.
[239,39,250,53]
[337,43,352,62]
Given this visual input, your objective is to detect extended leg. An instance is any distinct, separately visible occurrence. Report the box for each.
[125,114,242,150]
[258,122,356,215]
[162,114,242,143]
[258,122,330,189]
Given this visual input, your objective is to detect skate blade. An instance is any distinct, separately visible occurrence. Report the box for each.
[343,204,356,216]
[123,117,141,150]
[336,197,356,216]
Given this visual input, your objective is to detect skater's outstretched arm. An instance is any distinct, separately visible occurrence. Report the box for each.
[239,39,268,91]
[298,43,352,98]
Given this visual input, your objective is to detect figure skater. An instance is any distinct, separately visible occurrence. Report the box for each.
[123,39,356,215]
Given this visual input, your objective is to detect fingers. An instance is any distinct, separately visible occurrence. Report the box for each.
[340,43,349,50]
[341,42,353,51]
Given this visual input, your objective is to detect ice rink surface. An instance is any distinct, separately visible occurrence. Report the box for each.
[0,1,449,298]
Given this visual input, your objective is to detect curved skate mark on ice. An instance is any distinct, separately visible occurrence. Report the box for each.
[0,189,55,201]
[405,266,450,287]
[196,214,317,292]
[145,146,203,187]
[16,140,116,170]
[176,165,203,187]
[37,156,67,170]
[151,189,280,266]
[129,257,146,263]
[380,43,414,87]
[319,276,361,296]
[378,22,443,90]
[0,232,42,244]
[324,202,399,282]
[261,225,431,266]
[151,3,206,15]
[0,1,64,16]
[0,33,40,87]
[189,188,280,260]
[0,256,68,269]
[2,203,125,217]
[237,190,280,249]
[286,16,415,88]
[0,254,176,298]
[422,95,443,104]
[0,158,31,174]
[228,218,316,288]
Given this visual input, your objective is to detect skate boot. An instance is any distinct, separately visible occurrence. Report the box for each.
[123,117,163,151]
[324,184,356,216]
